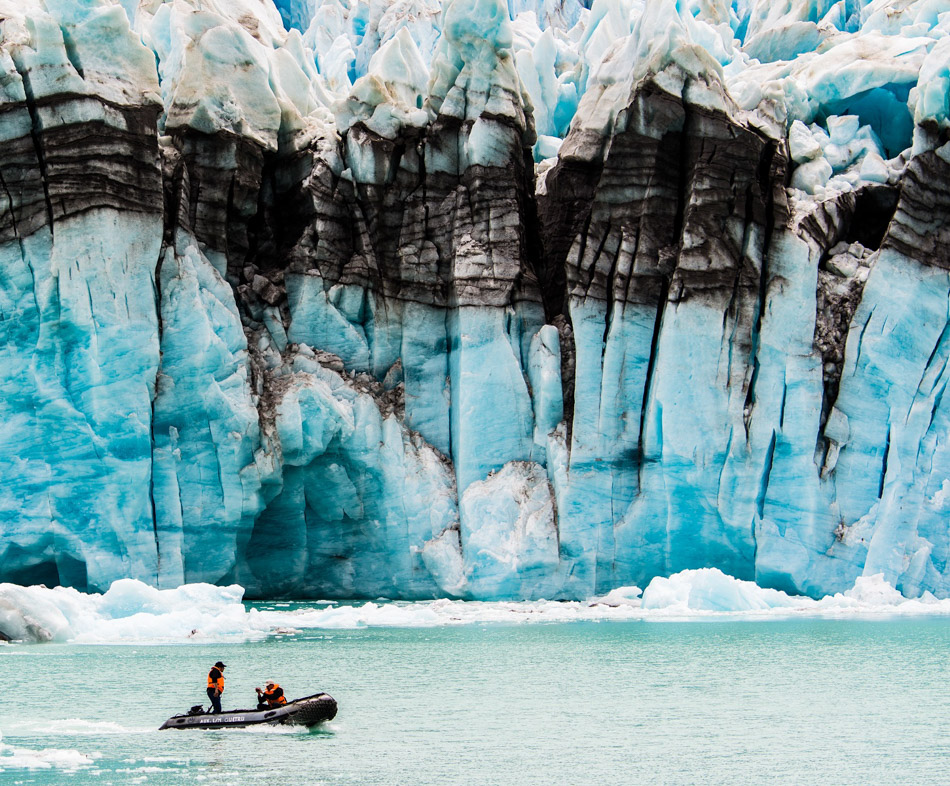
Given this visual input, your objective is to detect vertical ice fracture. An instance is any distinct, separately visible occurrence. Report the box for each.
[0,0,948,601]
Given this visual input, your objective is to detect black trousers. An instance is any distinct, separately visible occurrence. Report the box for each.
[207,687,222,714]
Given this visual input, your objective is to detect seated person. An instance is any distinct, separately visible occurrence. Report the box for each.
[256,680,288,709]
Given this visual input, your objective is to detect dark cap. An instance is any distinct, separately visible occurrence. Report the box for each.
[214,661,226,669]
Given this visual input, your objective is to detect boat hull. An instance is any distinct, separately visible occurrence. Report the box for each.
[160,693,337,730]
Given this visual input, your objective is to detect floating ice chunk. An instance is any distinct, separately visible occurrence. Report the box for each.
[0,585,74,642]
[16,719,152,736]
[844,573,907,605]
[96,579,244,618]
[3,571,950,644]
[0,580,254,643]
[641,568,803,612]
[590,585,643,608]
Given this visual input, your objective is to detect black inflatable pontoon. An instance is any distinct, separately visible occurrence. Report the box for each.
[159,692,337,730]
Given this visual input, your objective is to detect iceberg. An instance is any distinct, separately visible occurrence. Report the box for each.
[1,0,950,601]
[2,572,948,645]
[640,569,802,613]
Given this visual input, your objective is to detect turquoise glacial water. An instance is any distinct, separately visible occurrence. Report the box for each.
[1,612,948,785]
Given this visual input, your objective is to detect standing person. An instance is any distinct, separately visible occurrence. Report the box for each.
[207,661,226,714]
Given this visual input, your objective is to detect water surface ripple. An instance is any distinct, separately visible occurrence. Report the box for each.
[1,614,948,785]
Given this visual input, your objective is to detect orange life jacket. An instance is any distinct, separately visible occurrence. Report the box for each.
[207,668,224,692]
[263,683,286,706]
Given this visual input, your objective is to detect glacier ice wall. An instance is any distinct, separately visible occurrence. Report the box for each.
[1,0,950,600]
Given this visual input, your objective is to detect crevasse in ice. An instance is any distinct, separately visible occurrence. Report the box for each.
[1,0,950,601]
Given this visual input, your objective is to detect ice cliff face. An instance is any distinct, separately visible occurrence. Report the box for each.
[1,0,950,600]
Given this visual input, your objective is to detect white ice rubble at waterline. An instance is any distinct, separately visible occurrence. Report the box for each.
[2,570,949,644]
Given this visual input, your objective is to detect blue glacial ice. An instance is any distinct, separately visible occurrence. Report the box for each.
[2,0,950,602]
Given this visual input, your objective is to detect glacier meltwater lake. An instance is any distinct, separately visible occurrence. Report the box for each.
[1,599,948,785]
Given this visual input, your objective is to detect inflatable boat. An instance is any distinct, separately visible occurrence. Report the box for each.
[159,692,337,730]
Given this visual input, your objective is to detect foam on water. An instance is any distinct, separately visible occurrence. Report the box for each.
[2,570,949,645]
[0,731,97,772]
[13,720,154,737]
